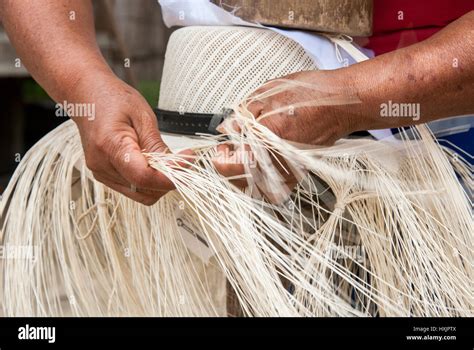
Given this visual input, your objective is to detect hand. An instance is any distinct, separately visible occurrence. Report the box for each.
[70,72,182,205]
[214,70,363,192]
[240,70,360,145]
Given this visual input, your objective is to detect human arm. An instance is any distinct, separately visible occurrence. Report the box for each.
[0,0,176,205]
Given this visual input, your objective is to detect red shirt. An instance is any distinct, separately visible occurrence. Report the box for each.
[365,0,474,55]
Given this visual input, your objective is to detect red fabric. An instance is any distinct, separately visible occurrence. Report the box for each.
[365,0,474,55]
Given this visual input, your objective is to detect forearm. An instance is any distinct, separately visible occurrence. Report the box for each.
[0,1,177,204]
[339,11,474,131]
[0,0,114,103]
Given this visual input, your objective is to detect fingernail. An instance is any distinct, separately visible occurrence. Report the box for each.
[216,123,225,133]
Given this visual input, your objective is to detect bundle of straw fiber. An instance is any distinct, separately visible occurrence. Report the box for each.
[0,26,472,316]
[0,102,472,316]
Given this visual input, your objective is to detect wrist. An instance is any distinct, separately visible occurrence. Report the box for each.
[55,55,117,104]
[317,69,372,135]
[62,63,120,130]
[69,70,116,102]
[332,67,396,133]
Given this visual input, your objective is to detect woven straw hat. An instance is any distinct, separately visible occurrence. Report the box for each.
[156,27,317,312]
[157,25,317,151]
[158,26,317,114]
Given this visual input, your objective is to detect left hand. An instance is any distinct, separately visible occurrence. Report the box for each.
[213,70,364,190]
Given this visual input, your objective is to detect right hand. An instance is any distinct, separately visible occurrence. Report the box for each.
[69,73,183,205]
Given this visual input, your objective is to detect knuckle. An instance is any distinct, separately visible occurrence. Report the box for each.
[142,136,165,153]
[107,134,133,166]
[262,118,286,138]
[85,156,101,173]
[94,135,110,153]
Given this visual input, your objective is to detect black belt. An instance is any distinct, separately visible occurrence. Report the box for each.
[154,108,233,135]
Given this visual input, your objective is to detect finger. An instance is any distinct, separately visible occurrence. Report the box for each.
[213,144,249,188]
[247,99,264,119]
[214,142,237,158]
[248,78,281,100]
[173,148,197,169]
[112,141,175,192]
[105,174,168,196]
[137,112,197,177]
[111,111,176,191]
[134,110,167,154]
[216,117,243,134]
[93,168,168,197]
[89,155,166,195]
[100,165,131,188]
[215,143,231,154]
[216,95,265,134]
[93,174,162,206]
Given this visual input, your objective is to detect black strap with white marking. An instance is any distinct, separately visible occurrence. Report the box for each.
[154,108,232,135]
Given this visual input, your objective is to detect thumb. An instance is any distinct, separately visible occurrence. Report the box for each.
[136,115,170,154]
[114,110,175,190]
[137,111,197,168]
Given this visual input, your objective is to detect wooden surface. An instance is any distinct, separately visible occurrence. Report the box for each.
[211,0,373,36]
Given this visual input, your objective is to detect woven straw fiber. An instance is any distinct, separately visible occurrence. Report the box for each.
[158,26,317,316]
[158,26,317,113]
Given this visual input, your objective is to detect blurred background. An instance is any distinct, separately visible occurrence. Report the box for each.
[0,0,173,191]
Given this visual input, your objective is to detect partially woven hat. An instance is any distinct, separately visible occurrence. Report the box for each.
[158,26,317,114]
[157,26,318,311]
